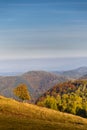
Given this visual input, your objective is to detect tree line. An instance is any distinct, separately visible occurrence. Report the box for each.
[37,80,87,118]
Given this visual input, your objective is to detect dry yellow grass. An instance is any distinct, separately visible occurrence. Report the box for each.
[0,95,87,130]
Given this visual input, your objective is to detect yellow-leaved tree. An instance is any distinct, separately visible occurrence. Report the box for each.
[14,84,31,102]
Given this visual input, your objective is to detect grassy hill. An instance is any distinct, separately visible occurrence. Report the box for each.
[0,96,87,130]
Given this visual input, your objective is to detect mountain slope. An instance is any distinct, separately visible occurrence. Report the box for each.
[36,79,87,118]
[0,96,87,130]
[0,71,67,102]
[53,67,87,79]
[80,74,87,79]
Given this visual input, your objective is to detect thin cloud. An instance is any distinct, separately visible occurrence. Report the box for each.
[50,10,87,14]
[0,18,16,22]
[8,2,87,7]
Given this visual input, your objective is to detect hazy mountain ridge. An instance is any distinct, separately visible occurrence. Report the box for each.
[53,67,87,79]
[0,71,67,102]
[80,74,87,80]
[0,66,87,102]
[0,72,22,76]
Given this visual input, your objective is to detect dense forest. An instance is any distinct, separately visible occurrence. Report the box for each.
[37,80,87,118]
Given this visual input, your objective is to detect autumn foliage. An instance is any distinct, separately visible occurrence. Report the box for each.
[14,84,31,101]
[37,80,87,118]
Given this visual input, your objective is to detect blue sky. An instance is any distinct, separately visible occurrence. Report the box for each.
[0,0,87,59]
[0,0,87,72]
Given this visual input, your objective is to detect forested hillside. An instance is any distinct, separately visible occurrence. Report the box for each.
[37,80,87,118]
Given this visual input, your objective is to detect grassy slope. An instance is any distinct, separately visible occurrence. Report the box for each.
[0,96,87,130]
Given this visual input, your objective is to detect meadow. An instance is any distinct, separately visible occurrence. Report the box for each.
[0,96,87,130]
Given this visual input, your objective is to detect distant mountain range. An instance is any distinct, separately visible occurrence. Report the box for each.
[0,72,22,76]
[80,74,87,80]
[53,67,87,79]
[0,67,87,102]
[0,71,67,102]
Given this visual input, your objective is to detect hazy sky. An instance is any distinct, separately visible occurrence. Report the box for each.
[0,0,87,59]
[0,0,87,73]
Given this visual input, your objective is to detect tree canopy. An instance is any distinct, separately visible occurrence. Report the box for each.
[14,84,31,102]
[37,80,87,118]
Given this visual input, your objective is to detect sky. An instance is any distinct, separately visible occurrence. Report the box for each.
[0,0,87,72]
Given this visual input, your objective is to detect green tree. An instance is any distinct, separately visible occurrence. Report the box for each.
[58,94,69,112]
[14,84,31,102]
[60,93,82,115]
[67,93,82,115]
[44,96,57,110]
